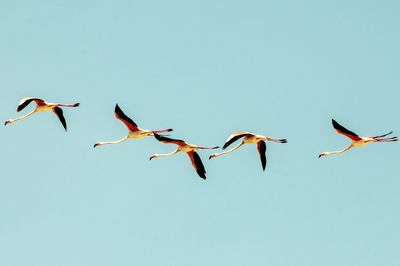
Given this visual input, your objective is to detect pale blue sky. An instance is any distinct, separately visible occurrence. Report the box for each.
[1,1,399,265]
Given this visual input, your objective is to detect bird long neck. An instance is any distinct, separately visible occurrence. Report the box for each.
[96,136,128,146]
[212,142,244,158]
[8,110,36,123]
[152,149,180,158]
[324,144,354,156]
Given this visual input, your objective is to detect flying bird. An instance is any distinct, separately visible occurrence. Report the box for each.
[209,132,287,171]
[319,119,398,157]
[94,104,173,148]
[4,97,79,131]
[149,133,219,179]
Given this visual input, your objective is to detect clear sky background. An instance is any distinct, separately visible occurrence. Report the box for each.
[1,0,399,265]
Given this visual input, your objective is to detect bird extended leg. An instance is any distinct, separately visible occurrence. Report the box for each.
[151,128,173,134]
[57,103,80,107]
[375,137,398,142]
[372,131,393,139]
[196,146,219,150]
[5,110,36,125]
[209,142,245,159]
[94,136,129,148]
[266,137,287,143]
[149,149,179,160]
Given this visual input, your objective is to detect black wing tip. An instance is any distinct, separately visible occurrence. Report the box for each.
[61,123,67,131]
[198,172,206,179]
[153,133,171,142]
[115,104,125,115]
[73,103,80,107]
[331,119,344,130]
[153,133,163,140]
[17,105,25,112]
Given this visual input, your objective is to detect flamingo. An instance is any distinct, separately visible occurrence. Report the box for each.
[94,104,173,148]
[149,133,219,179]
[209,132,287,171]
[4,97,79,131]
[319,119,398,157]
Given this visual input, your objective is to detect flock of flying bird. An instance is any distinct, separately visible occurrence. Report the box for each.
[4,97,399,179]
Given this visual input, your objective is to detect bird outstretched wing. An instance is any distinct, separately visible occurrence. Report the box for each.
[332,119,361,141]
[53,107,67,131]
[153,133,186,146]
[114,104,139,132]
[188,151,206,179]
[257,141,267,171]
[223,132,252,149]
[17,97,45,112]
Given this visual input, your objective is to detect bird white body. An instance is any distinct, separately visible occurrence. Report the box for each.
[127,129,153,139]
[242,134,266,144]
[36,104,57,112]
[177,144,199,153]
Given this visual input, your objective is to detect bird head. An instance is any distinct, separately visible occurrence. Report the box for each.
[209,154,217,160]
[93,143,100,148]
[4,120,11,126]
[149,155,157,160]
[318,153,327,158]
